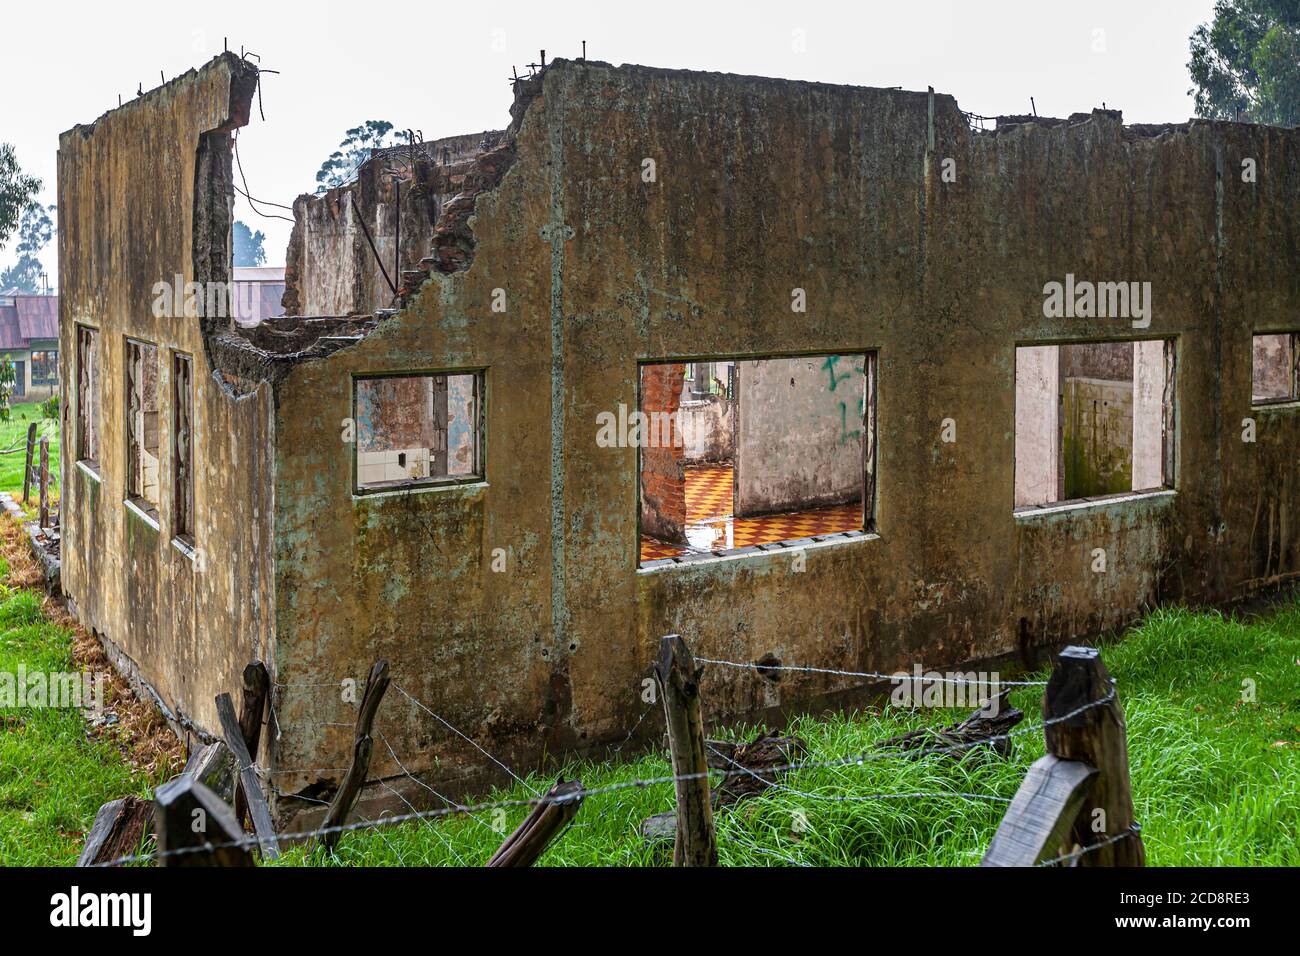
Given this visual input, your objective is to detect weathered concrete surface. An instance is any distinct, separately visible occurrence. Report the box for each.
[61,56,1300,813]
[263,60,1300,807]
[58,54,275,743]
[282,131,504,317]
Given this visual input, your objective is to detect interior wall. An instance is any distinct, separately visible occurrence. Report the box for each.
[1132,339,1167,490]
[1014,345,1060,508]
[735,356,864,515]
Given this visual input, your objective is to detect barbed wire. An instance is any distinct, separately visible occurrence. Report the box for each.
[95,683,1115,868]
[696,656,1051,687]
[393,683,540,796]
[1037,822,1143,867]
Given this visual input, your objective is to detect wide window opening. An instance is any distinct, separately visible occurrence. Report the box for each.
[125,339,161,516]
[354,372,483,492]
[638,353,875,566]
[76,325,100,469]
[1251,332,1298,405]
[173,353,194,546]
[1014,340,1175,511]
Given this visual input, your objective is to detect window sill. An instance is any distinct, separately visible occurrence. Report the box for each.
[172,535,197,560]
[1014,488,1175,519]
[352,479,488,502]
[638,529,876,573]
[125,498,161,531]
[76,460,101,483]
[1250,398,1300,412]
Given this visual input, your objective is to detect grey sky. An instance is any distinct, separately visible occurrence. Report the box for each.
[2,0,1216,282]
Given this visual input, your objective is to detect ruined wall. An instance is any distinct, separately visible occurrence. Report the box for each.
[282,132,503,317]
[264,60,1300,811]
[57,54,276,743]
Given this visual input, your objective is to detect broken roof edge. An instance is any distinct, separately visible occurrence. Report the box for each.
[216,70,546,389]
[555,56,1299,137]
[59,51,260,144]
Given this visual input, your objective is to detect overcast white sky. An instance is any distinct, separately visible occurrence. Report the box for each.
[1,0,1216,283]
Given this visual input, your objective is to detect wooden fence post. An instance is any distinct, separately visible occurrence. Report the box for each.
[21,422,36,505]
[215,691,280,859]
[321,660,390,852]
[1042,645,1145,866]
[486,778,584,866]
[654,634,717,866]
[234,661,270,828]
[153,776,254,867]
[38,437,49,529]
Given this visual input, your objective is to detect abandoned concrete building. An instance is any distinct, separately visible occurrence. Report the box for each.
[57,52,1299,819]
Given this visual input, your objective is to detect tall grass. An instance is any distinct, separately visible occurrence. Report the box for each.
[278,598,1300,867]
[0,561,150,865]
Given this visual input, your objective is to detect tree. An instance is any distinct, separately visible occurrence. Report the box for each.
[315,120,396,194]
[0,356,16,424]
[0,202,55,294]
[1189,0,1300,126]
[0,144,41,252]
[232,219,267,267]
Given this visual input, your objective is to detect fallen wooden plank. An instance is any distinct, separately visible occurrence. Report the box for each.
[981,754,1097,867]
[880,688,1023,758]
[76,796,152,866]
[216,692,280,859]
[234,661,270,828]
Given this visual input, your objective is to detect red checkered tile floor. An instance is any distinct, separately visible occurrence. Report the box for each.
[640,464,863,562]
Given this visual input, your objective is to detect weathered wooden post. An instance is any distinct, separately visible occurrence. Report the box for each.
[215,691,280,859]
[321,660,391,852]
[37,437,49,528]
[486,778,584,867]
[1042,645,1145,866]
[234,661,270,828]
[654,634,717,866]
[153,776,254,867]
[21,422,36,504]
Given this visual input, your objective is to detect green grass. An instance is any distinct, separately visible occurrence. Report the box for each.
[0,495,1294,865]
[0,557,152,865]
[277,598,1300,867]
[0,401,59,499]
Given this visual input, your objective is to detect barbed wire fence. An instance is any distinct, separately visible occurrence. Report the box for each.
[90,637,1144,869]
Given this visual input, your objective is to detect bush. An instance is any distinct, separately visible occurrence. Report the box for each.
[39,393,58,420]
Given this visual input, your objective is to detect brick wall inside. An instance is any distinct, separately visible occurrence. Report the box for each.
[639,363,686,542]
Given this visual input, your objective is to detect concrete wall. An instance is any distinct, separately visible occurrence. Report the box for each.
[679,395,734,463]
[57,54,276,742]
[735,355,865,515]
[283,132,503,318]
[265,60,1300,809]
[106,59,1299,812]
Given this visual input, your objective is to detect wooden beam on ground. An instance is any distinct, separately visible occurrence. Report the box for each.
[654,634,717,866]
[486,778,584,866]
[76,796,153,866]
[980,754,1097,866]
[234,661,270,828]
[320,660,390,853]
[153,776,253,867]
[216,691,280,859]
[1042,646,1145,866]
